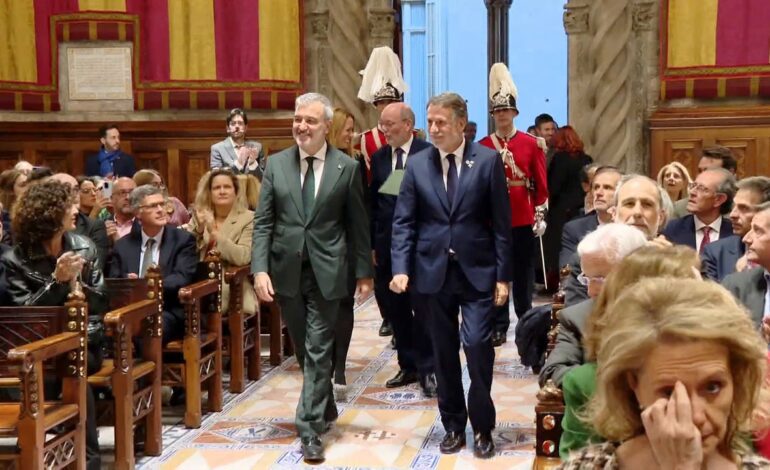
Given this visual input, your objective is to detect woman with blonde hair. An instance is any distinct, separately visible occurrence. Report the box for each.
[558,278,768,468]
[560,245,702,456]
[187,168,256,316]
[656,161,692,202]
[133,168,190,225]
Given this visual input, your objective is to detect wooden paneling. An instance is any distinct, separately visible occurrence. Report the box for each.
[650,106,770,179]
[0,119,293,204]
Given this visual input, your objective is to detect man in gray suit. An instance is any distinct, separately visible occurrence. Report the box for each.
[722,201,770,329]
[539,223,647,387]
[251,93,373,464]
[210,108,265,180]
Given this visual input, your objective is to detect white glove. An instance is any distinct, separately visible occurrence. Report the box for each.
[533,219,547,237]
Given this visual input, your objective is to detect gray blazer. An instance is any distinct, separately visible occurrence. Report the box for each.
[722,266,765,328]
[538,298,594,387]
[210,138,265,179]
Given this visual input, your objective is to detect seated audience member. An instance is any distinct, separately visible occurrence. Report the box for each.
[578,162,600,215]
[77,176,111,220]
[656,161,691,205]
[539,223,646,387]
[722,201,770,328]
[544,126,592,285]
[13,160,33,175]
[1,180,107,469]
[560,166,622,268]
[662,168,735,252]
[0,205,9,304]
[236,174,260,211]
[108,185,198,344]
[210,108,265,180]
[85,124,136,179]
[109,177,137,240]
[559,278,769,468]
[559,245,701,457]
[0,168,27,244]
[186,168,256,316]
[563,174,672,306]
[671,146,739,218]
[133,169,190,226]
[703,176,770,281]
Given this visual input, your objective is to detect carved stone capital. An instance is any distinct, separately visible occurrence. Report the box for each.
[484,0,513,9]
[563,2,589,35]
[632,1,656,31]
[368,8,395,39]
[309,11,329,40]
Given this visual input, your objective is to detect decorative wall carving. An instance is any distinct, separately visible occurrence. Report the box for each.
[563,2,589,35]
[632,1,656,31]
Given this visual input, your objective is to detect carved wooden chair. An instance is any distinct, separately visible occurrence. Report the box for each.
[0,291,88,470]
[93,265,164,469]
[534,265,571,466]
[222,265,260,393]
[162,250,223,428]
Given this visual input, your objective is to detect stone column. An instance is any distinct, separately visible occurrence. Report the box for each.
[363,0,397,126]
[564,0,659,173]
[485,0,513,129]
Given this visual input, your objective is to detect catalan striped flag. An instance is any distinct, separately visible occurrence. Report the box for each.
[662,0,770,99]
[0,0,303,111]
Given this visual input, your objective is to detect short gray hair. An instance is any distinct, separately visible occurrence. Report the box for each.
[129,184,164,210]
[577,223,648,265]
[295,92,333,121]
[705,167,737,215]
[612,174,674,228]
[427,92,468,123]
[400,105,416,126]
[738,176,770,204]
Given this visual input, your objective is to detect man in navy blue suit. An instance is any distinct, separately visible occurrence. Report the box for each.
[703,176,770,280]
[390,93,512,459]
[370,103,436,397]
[662,168,735,252]
[85,124,137,178]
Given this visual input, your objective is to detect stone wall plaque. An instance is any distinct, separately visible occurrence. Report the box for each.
[67,47,132,100]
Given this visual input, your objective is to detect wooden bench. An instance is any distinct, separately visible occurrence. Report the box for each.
[222,265,260,393]
[0,291,88,469]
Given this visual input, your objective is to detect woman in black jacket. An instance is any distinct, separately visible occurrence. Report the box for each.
[1,180,107,470]
[543,126,593,288]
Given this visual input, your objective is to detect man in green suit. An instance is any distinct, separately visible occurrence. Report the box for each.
[251,92,373,464]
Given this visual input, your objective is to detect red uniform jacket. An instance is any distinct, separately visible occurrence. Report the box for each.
[479,131,548,227]
[356,127,386,183]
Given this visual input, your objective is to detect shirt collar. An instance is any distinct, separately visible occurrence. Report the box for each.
[228,136,245,149]
[438,138,466,162]
[495,125,517,140]
[694,215,722,233]
[299,142,328,162]
[399,135,414,156]
[141,226,164,248]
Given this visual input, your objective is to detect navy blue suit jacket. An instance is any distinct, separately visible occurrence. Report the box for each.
[701,234,745,281]
[85,150,137,178]
[370,138,431,263]
[391,142,512,294]
[661,214,733,250]
[559,212,599,268]
[108,224,198,318]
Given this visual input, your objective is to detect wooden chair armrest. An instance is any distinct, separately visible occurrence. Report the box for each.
[224,265,249,285]
[103,299,160,329]
[179,279,219,303]
[7,332,81,364]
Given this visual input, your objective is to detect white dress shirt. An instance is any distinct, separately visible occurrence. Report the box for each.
[694,215,723,252]
[299,142,327,198]
[140,227,164,270]
[438,139,465,190]
[391,135,414,172]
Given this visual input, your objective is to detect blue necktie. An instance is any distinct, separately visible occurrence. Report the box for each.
[446,154,457,206]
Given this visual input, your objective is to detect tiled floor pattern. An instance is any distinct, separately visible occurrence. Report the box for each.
[131,296,540,469]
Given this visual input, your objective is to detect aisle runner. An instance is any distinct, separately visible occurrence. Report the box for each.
[137,296,539,469]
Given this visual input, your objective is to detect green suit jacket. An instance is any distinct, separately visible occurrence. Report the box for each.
[251,144,373,300]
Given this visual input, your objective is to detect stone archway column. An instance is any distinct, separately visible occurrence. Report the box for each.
[564,0,659,173]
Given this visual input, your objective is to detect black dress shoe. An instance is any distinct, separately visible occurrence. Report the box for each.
[300,436,325,464]
[473,431,495,459]
[491,331,506,347]
[169,387,186,407]
[420,373,437,398]
[439,431,466,454]
[389,336,396,349]
[386,370,419,388]
[379,320,393,336]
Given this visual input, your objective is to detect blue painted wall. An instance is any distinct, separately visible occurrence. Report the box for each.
[401,0,567,139]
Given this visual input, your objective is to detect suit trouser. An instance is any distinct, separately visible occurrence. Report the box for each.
[422,259,496,434]
[331,295,354,385]
[375,259,434,375]
[494,225,535,330]
[277,261,340,438]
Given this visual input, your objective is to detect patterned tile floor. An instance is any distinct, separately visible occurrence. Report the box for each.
[122,295,541,469]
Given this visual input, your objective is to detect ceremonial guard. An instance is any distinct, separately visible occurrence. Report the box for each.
[478,63,548,346]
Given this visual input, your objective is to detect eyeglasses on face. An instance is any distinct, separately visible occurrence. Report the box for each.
[139,201,166,210]
[577,272,606,286]
[687,182,715,194]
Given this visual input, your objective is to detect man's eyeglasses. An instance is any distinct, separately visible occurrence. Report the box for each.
[577,272,605,286]
[688,182,715,194]
[139,201,166,210]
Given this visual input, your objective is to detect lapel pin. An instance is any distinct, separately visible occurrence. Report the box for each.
[465,160,474,169]
[338,163,343,170]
